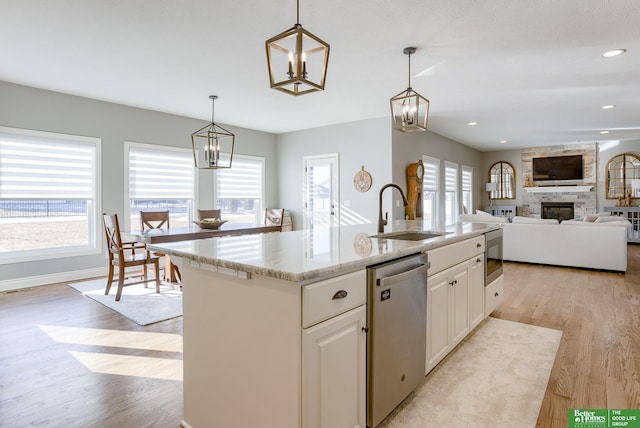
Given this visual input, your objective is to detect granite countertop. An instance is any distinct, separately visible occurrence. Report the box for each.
[148,220,499,283]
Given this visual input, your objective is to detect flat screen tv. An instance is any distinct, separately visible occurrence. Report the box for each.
[532,155,583,181]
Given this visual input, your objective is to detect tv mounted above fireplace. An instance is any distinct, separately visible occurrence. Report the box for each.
[532,155,583,182]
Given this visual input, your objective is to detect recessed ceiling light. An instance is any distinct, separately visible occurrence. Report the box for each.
[602,49,626,58]
[499,140,507,144]
[600,130,610,134]
[601,104,616,109]
[468,122,478,126]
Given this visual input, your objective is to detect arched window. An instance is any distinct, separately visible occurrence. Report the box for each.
[488,161,515,200]
[606,153,640,199]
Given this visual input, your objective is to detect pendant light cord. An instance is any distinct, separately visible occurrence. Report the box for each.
[407,52,412,89]
[296,0,300,25]
[211,98,215,123]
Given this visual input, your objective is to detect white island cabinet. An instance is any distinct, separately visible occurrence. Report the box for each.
[425,236,485,374]
[146,221,501,428]
[178,260,366,428]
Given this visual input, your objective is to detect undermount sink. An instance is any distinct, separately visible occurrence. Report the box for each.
[371,231,449,241]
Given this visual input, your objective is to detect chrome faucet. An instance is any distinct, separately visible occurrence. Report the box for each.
[378,183,409,233]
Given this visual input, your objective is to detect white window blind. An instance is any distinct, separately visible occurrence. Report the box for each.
[423,157,439,193]
[129,146,194,199]
[462,165,473,214]
[445,162,458,192]
[216,156,263,199]
[0,134,95,199]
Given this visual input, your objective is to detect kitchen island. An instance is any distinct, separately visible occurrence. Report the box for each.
[149,221,500,428]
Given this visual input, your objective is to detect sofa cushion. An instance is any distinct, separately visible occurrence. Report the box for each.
[584,212,611,222]
[459,213,510,224]
[512,216,559,224]
[475,209,491,215]
[594,216,632,226]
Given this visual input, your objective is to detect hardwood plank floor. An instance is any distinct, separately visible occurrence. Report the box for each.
[493,244,640,427]
[1,246,639,427]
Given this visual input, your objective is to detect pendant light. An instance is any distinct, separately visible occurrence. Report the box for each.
[191,95,234,169]
[265,0,330,96]
[390,47,430,132]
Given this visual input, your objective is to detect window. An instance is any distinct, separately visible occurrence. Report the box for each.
[127,143,195,229]
[488,161,515,199]
[216,155,264,224]
[444,161,458,226]
[606,153,640,199]
[462,165,473,215]
[422,156,439,228]
[0,126,101,263]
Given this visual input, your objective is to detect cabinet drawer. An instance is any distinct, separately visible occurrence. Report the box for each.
[427,236,484,276]
[485,274,504,316]
[302,270,366,328]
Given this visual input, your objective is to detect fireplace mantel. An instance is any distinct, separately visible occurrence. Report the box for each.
[525,185,593,193]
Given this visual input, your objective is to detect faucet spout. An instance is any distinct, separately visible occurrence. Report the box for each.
[378,183,409,233]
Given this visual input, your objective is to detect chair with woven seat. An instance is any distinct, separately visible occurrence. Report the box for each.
[140,210,181,283]
[264,208,285,231]
[198,209,221,221]
[103,213,160,301]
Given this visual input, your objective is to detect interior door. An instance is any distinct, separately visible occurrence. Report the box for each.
[303,154,339,230]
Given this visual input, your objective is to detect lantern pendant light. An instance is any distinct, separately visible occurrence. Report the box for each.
[265,0,330,96]
[390,47,430,132]
[191,95,234,169]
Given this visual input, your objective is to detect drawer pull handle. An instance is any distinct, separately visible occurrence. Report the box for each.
[494,292,499,297]
[332,290,348,300]
[476,258,481,263]
[477,243,482,248]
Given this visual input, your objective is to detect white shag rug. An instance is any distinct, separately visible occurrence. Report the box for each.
[69,278,182,326]
[380,317,562,428]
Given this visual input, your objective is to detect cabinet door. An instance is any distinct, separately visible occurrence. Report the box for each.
[468,255,485,330]
[450,264,470,347]
[302,305,366,428]
[426,268,450,374]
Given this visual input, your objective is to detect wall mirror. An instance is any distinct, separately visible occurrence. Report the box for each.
[488,161,515,199]
[606,152,640,199]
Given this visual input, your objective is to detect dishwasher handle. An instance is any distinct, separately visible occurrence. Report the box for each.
[376,262,430,287]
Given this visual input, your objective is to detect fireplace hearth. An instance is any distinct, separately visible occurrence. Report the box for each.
[541,202,574,221]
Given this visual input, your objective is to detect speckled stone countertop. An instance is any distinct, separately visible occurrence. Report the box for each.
[148,220,500,283]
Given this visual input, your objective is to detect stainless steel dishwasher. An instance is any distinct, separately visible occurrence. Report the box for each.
[366,252,429,428]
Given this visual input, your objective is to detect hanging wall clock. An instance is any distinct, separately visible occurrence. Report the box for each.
[353,165,373,192]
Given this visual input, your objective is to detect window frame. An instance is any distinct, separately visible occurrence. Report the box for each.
[214,154,265,224]
[461,165,473,215]
[421,155,440,229]
[0,126,102,264]
[124,141,197,230]
[444,161,459,226]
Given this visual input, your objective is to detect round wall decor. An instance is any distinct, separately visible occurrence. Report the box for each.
[353,165,372,192]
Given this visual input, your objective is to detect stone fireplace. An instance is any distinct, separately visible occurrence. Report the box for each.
[521,143,597,218]
[541,202,574,221]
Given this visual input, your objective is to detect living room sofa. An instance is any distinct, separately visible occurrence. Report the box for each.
[459,213,630,272]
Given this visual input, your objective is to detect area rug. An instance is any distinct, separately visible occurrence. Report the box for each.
[69,278,182,326]
[380,317,562,428]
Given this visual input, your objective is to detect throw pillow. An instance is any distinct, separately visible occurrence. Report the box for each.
[475,209,491,216]
[584,212,612,222]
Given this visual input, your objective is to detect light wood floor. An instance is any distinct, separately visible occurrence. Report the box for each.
[1,246,639,427]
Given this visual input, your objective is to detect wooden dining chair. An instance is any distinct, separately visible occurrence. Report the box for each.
[140,210,170,231]
[198,209,221,221]
[103,213,161,301]
[139,210,181,283]
[264,208,285,231]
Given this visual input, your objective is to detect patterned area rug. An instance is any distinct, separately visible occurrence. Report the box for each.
[69,278,182,326]
[381,317,562,428]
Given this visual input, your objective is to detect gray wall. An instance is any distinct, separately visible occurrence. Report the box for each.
[276,117,392,230]
[392,130,484,226]
[0,81,277,286]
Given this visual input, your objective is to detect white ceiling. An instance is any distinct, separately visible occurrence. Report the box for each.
[1,0,640,152]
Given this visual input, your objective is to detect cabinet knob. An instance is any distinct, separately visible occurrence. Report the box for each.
[362,327,369,333]
[477,243,482,248]
[494,292,499,297]
[476,258,481,263]
[332,290,348,300]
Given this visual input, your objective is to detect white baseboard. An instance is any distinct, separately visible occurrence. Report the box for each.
[0,267,108,292]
